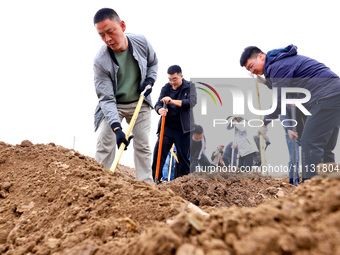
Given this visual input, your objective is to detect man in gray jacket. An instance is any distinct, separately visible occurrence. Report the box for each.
[93,8,158,183]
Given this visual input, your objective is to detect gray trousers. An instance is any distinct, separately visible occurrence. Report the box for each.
[95,101,153,183]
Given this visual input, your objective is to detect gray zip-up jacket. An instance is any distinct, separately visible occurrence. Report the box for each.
[93,33,158,131]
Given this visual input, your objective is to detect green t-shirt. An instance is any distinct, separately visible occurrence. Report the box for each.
[114,47,141,103]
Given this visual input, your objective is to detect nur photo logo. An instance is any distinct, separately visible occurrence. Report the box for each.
[195,82,223,115]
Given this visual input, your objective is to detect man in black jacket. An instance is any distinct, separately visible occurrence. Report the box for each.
[152,65,197,180]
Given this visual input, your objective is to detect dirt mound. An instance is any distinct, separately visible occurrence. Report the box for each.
[125,177,340,255]
[0,141,186,254]
[159,174,295,208]
[1,140,339,255]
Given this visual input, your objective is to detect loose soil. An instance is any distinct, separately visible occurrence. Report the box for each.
[1,141,340,255]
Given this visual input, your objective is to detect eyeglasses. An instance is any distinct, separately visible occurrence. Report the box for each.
[169,77,179,83]
[247,55,259,73]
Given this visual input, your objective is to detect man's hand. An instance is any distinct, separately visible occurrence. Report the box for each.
[160,97,183,107]
[287,129,298,141]
[256,75,267,84]
[114,128,133,150]
[258,125,268,137]
[161,96,172,104]
[158,108,168,117]
[140,80,153,97]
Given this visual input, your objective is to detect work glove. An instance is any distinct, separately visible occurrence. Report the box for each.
[258,125,268,138]
[114,128,133,150]
[140,78,154,97]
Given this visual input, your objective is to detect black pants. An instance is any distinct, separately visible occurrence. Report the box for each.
[301,94,340,181]
[238,152,255,172]
[152,126,190,180]
[223,158,231,167]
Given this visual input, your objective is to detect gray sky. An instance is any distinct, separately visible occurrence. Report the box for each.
[1,0,339,169]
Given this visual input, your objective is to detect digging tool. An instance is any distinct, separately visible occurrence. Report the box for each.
[168,151,173,181]
[291,106,299,186]
[155,102,168,183]
[168,149,174,181]
[227,116,237,168]
[170,146,179,164]
[110,85,151,173]
[231,127,236,168]
[255,79,267,175]
[168,145,179,181]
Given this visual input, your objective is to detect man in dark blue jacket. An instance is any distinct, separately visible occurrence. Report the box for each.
[190,124,213,173]
[152,65,197,180]
[240,45,340,181]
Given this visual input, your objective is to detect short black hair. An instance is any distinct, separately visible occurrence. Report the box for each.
[193,124,204,135]
[167,65,182,75]
[93,8,121,25]
[240,46,263,67]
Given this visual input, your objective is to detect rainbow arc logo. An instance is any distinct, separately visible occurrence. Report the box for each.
[196,82,223,106]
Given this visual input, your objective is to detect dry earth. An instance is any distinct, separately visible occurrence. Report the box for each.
[1,141,340,255]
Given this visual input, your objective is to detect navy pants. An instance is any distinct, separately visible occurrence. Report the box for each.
[301,94,340,181]
[152,126,190,180]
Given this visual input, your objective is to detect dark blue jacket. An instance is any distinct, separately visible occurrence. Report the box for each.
[263,44,340,124]
[155,79,197,134]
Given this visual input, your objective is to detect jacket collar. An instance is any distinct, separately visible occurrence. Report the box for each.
[264,44,297,77]
[107,36,134,66]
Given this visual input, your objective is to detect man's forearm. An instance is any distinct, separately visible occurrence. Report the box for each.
[169,99,182,107]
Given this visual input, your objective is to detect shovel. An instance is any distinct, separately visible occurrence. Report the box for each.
[155,102,168,183]
[291,106,299,186]
[110,85,151,173]
[168,145,179,181]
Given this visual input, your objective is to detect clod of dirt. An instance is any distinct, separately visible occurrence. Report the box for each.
[20,140,33,147]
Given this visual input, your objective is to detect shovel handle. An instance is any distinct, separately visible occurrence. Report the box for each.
[110,85,151,173]
[110,143,126,172]
[155,102,168,181]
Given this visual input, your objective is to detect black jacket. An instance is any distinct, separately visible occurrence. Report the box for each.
[155,79,197,134]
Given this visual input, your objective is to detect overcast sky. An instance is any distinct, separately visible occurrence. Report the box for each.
[1,0,339,169]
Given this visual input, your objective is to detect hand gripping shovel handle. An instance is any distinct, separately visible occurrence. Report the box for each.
[110,85,152,173]
[155,102,168,183]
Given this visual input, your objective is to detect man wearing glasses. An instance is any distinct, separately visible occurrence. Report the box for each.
[240,45,340,181]
[152,65,197,180]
